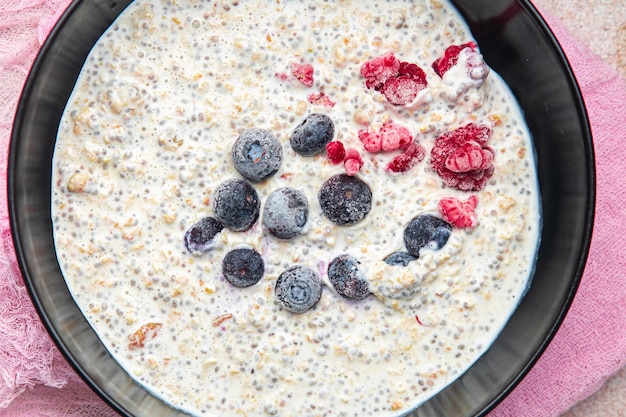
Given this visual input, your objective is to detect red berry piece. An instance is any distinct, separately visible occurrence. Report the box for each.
[385,141,426,173]
[344,148,363,176]
[431,123,494,191]
[326,141,346,164]
[308,91,336,107]
[398,62,428,86]
[291,63,314,87]
[438,195,479,229]
[432,41,477,77]
[360,51,401,90]
[380,76,422,106]
[358,129,382,153]
[380,120,413,151]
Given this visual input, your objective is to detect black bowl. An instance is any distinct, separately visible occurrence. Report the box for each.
[9,0,594,416]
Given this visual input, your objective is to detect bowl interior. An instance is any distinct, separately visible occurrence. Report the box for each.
[9,1,594,416]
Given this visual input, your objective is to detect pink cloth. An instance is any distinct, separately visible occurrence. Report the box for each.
[0,1,624,417]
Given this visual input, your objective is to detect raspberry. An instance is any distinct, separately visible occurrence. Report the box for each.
[380,76,422,106]
[432,41,477,77]
[326,141,346,164]
[344,148,363,176]
[361,52,429,106]
[438,195,479,228]
[358,120,413,153]
[360,51,400,90]
[385,141,426,173]
[430,123,494,191]
[291,62,314,87]
[308,91,336,107]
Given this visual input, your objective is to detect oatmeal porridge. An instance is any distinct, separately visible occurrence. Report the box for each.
[51,0,541,416]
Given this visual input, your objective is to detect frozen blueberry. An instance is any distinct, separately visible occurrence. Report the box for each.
[290,113,335,156]
[318,174,372,226]
[213,178,260,232]
[184,216,224,254]
[327,254,370,301]
[383,251,418,267]
[263,187,309,240]
[403,214,452,257]
[222,247,264,288]
[275,265,322,313]
[232,128,283,182]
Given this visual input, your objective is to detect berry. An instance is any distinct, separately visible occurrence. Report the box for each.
[360,52,429,106]
[275,265,322,313]
[290,113,335,156]
[358,120,413,153]
[403,214,452,257]
[263,187,309,240]
[222,247,265,288]
[432,42,477,77]
[184,216,224,254]
[360,51,400,90]
[326,141,345,164]
[383,251,418,267]
[318,174,372,226]
[291,62,314,87]
[380,75,422,106]
[327,254,370,301]
[231,128,283,182]
[213,178,260,232]
[385,141,426,173]
[438,195,479,228]
[430,123,494,191]
[343,148,363,176]
[308,91,336,107]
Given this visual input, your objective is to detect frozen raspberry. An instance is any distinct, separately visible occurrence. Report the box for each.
[385,141,426,173]
[438,195,479,229]
[431,123,494,191]
[380,120,413,151]
[380,76,423,106]
[432,42,477,77]
[358,120,413,153]
[291,63,314,87]
[344,148,363,176]
[326,141,346,164]
[398,62,428,85]
[308,91,336,107]
[445,141,494,173]
[360,51,400,90]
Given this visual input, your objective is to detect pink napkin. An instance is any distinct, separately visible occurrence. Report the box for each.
[0,1,624,417]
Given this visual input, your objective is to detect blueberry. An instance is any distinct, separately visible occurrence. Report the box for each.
[232,128,283,182]
[290,113,335,156]
[318,174,372,226]
[213,178,260,232]
[222,247,264,288]
[383,251,418,267]
[327,254,370,301]
[403,214,452,257]
[263,187,309,240]
[184,216,224,254]
[275,265,322,313]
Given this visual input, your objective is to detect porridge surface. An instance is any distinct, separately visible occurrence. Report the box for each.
[51,0,541,416]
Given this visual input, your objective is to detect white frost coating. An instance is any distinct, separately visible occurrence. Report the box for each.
[439,47,491,103]
[51,1,540,416]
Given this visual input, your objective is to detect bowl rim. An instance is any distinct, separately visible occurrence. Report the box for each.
[8,0,596,416]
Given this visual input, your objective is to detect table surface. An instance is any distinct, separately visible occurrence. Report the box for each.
[530,0,626,416]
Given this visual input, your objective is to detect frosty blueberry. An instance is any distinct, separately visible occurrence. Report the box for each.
[327,254,370,301]
[275,265,322,313]
[222,247,265,288]
[184,216,224,255]
[290,113,335,156]
[213,178,260,232]
[318,174,372,226]
[403,214,452,257]
[383,251,418,267]
[232,128,283,182]
[263,187,309,240]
